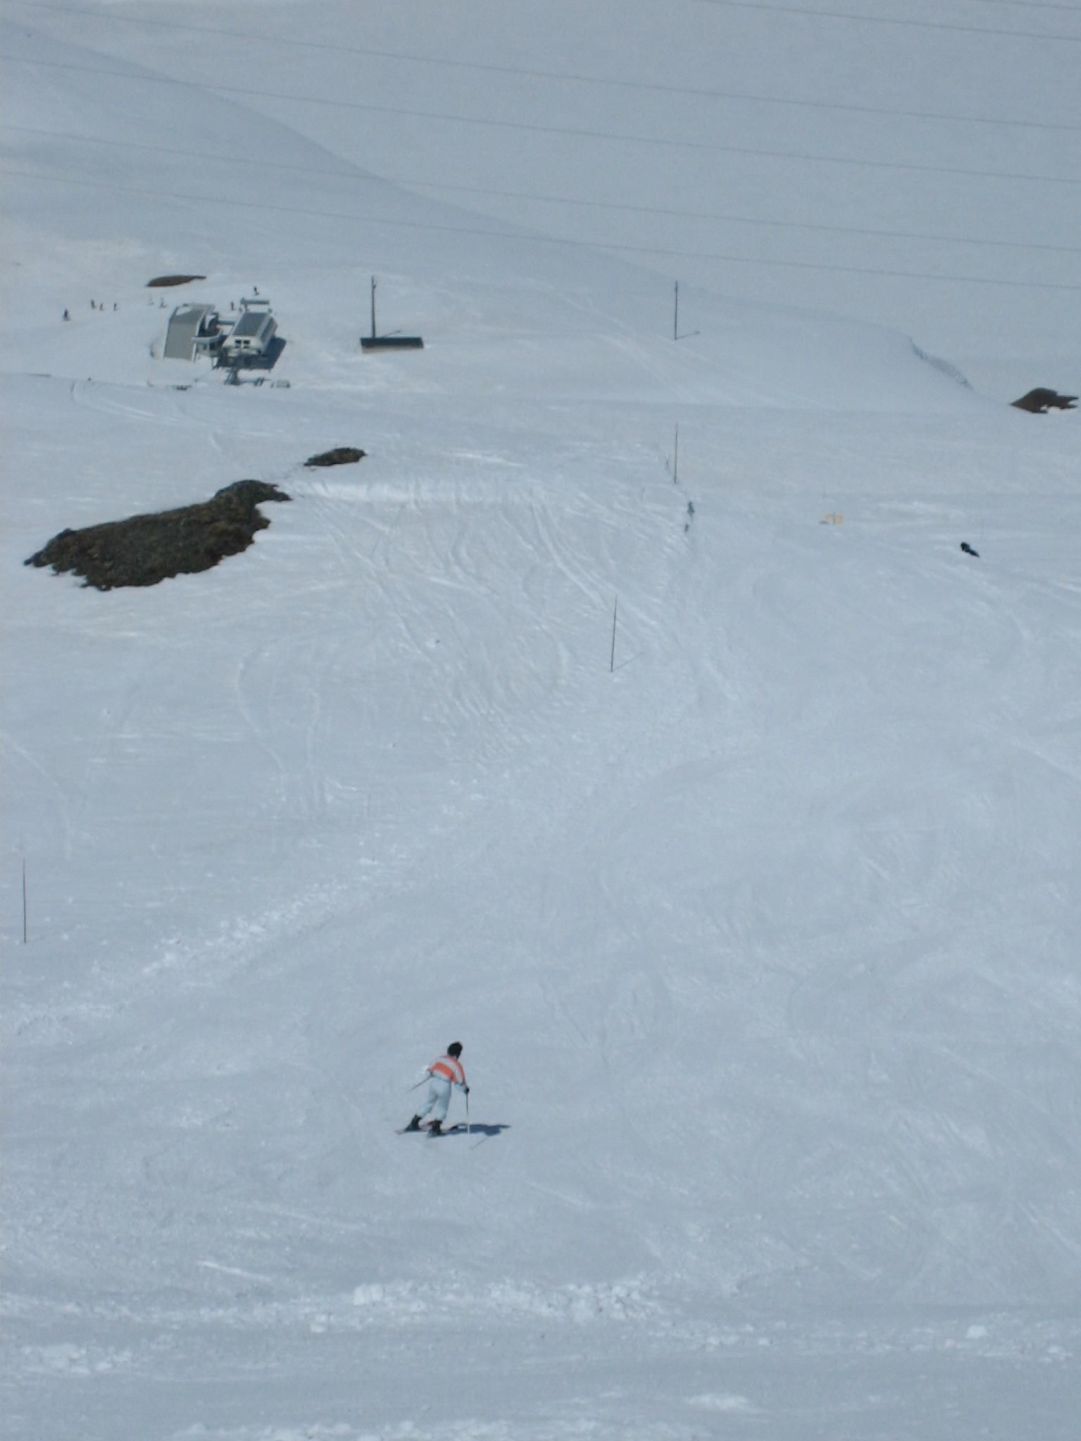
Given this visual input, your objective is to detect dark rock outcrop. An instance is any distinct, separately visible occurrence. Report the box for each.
[304,447,367,468]
[146,274,207,287]
[1011,388,1077,414]
[25,481,290,590]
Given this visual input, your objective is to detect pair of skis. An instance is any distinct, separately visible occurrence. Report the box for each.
[396,1122,466,1137]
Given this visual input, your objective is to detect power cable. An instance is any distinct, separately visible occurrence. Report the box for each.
[963,2,1081,11]
[695,0,1081,42]
[8,123,1079,257]
[5,56,1080,188]
[5,0,1079,131]
[4,164,1079,291]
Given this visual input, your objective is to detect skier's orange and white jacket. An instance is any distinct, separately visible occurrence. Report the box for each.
[428,1054,467,1087]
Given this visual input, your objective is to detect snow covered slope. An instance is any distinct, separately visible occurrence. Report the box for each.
[2,4,1080,1440]
[5,0,1078,387]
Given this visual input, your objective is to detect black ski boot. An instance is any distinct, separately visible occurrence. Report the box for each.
[429,1119,443,1136]
[404,1115,422,1132]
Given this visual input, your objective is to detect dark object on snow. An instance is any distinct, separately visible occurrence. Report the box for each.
[304,447,367,468]
[25,480,291,590]
[960,542,980,558]
[146,274,207,288]
[1011,388,1078,414]
[362,335,424,351]
[360,275,424,351]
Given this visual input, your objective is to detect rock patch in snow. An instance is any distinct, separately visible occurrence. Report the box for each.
[304,447,367,468]
[24,480,291,590]
[146,274,207,288]
[1010,387,1078,414]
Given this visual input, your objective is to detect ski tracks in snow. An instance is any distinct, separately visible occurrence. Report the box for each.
[14,1278,1077,1441]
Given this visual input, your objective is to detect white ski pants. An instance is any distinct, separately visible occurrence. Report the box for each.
[416,1074,452,1123]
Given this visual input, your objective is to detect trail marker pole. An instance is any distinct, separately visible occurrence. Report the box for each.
[673,281,699,340]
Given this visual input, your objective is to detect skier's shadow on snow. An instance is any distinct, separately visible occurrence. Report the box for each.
[462,1123,510,1138]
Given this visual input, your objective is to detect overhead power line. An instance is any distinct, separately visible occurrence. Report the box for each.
[416,179,1081,255]
[7,0,1080,131]
[4,165,1079,292]
[8,124,1079,258]
[6,57,1080,188]
[966,1,1081,11]
[965,1,1081,12]
[695,0,1081,42]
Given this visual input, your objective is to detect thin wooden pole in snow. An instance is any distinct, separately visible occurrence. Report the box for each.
[673,283,698,341]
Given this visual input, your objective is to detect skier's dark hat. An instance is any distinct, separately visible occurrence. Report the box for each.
[447,1041,463,1057]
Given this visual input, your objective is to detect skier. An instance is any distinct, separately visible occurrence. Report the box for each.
[404,1042,468,1135]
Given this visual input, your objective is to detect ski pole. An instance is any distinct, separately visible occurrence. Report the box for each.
[465,1088,470,1137]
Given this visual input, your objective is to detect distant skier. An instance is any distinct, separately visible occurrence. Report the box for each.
[404,1042,468,1135]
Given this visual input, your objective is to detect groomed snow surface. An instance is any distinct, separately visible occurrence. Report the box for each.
[2,4,1080,1438]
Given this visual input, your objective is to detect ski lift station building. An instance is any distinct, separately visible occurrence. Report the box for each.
[162,297,277,363]
[163,303,223,361]
[222,298,277,363]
